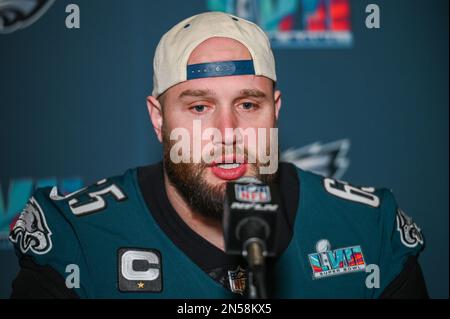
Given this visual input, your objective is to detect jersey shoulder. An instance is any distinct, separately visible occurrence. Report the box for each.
[48,168,136,217]
[9,167,140,261]
[293,167,425,295]
[295,167,424,248]
[296,168,418,225]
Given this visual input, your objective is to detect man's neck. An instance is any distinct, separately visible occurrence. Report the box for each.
[163,172,225,251]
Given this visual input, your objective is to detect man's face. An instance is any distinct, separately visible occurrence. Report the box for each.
[148,37,281,220]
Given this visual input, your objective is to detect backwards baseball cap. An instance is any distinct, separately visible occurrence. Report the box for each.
[152,11,277,97]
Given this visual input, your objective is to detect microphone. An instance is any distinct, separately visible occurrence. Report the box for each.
[223,177,281,299]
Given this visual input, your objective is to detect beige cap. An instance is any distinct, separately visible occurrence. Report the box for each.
[152,11,277,97]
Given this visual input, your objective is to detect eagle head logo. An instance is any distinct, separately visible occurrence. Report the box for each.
[9,197,53,254]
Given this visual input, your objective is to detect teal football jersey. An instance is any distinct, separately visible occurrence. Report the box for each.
[9,163,424,298]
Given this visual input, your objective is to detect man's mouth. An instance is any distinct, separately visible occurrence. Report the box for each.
[210,156,247,180]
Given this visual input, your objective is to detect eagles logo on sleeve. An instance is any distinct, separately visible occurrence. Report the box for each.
[9,197,53,255]
[396,208,424,248]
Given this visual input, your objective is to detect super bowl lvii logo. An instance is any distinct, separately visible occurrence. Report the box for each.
[207,0,353,48]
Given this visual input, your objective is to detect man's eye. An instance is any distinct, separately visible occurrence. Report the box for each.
[191,105,207,113]
[241,102,257,110]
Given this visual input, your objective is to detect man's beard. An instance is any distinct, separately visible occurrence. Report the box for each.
[163,127,278,221]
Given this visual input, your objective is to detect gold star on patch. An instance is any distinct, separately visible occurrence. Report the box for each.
[137,282,145,289]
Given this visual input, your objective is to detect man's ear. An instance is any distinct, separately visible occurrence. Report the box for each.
[274,89,282,121]
[146,95,163,143]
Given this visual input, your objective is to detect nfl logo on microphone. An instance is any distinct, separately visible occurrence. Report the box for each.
[235,184,271,203]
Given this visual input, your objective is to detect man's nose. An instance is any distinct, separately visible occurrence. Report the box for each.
[213,107,239,146]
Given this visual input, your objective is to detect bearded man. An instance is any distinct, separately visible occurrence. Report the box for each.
[9,12,428,299]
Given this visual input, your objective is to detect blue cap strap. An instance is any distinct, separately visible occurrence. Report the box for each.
[187,60,255,80]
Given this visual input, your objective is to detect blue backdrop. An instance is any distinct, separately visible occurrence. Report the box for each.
[0,0,448,298]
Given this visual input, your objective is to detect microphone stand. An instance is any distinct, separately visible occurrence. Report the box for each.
[237,215,270,299]
[243,239,268,299]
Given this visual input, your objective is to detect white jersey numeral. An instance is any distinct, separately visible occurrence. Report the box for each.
[64,179,127,216]
[324,178,380,207]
